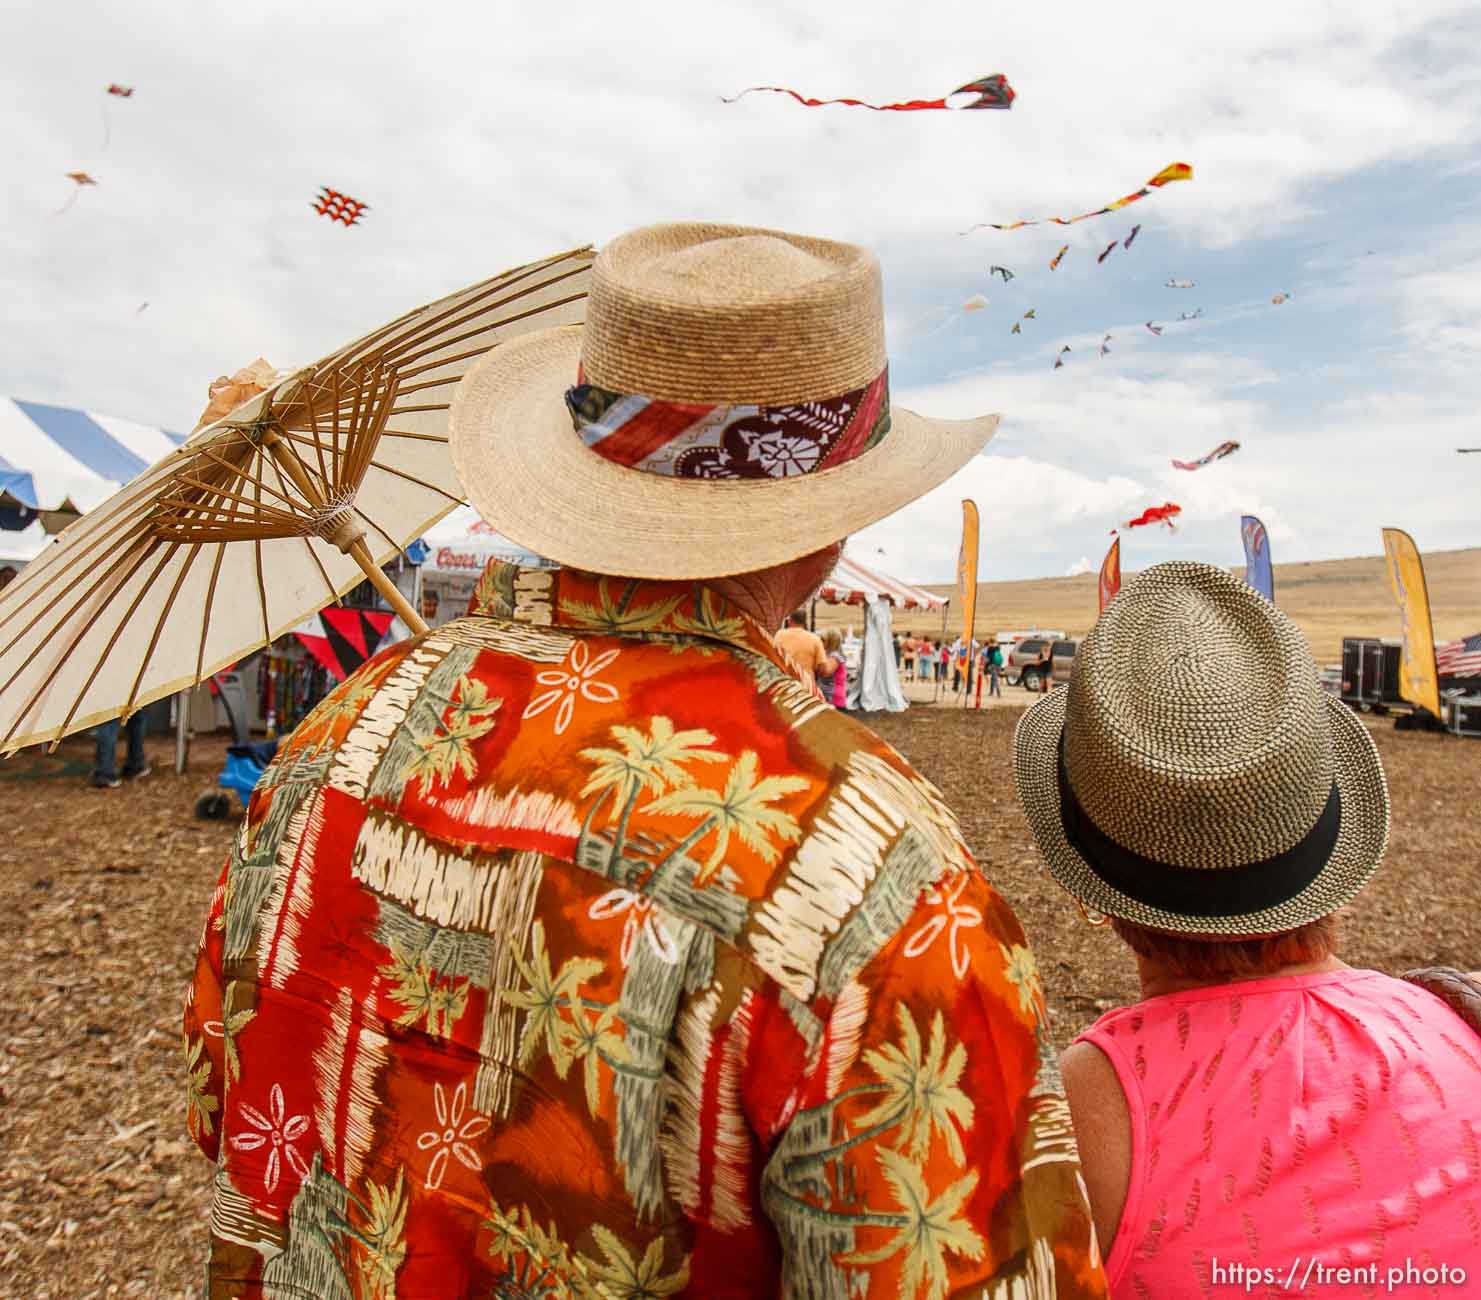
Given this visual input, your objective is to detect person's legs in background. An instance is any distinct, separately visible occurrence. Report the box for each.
[122,711,149,780]
[92,718,121,788]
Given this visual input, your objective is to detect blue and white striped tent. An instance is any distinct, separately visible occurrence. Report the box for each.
[0,398,185,562]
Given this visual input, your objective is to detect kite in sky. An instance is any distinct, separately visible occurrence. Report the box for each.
[1097,240,1118,264]
[1179,308,1203,321]
[135,302,149,315]
[962,294,989,313]
[1113,502,1181,534]
[1458,448,1481,454]
[55,172,97,215]
[101,84,134,150]
[1010,308,1036,335]
[1053,345,1071,370]
[1166,279,1195,289]
[1123,225,1141,250]
[965,162,1193,233]
[1271,292,1289,304]
[1050,244,1069,270]
[723,73,1014,112]
[1172,439,1240,471]
[989,265,1014,282]
[313,186,370,227]
[1145,321,1163,336]
[1100,334,1112,357]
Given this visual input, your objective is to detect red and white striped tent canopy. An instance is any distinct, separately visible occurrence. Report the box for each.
[818,554,946,611]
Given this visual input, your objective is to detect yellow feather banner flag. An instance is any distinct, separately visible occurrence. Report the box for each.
[1381,527,1442,719]
[958,501,981,695]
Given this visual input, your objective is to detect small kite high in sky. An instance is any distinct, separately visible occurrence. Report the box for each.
[55,172,97,216]
[1113,502,1181,534]
[313,186,370,227]
[1179,308,1203,321]
[1172,439,1240,471]
[1271,292,1289,304]
[1145,321,1164,336]
[1123,225,1141,249]
[723,72,1014,112]
[989,265,1014,282]
[1010,308,1036,335]
[1050,244,1069,270]
[107,84,134,97]
[962,294,989,313]
[1053,345,1071,370]
[1100,334,1112,357]
[1166,279,1195,289]
[1097,240,1118,264]
[965,162,1193,233]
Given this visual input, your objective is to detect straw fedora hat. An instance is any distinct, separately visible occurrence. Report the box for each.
[449,222,999,579]
[1013,561,1389,936]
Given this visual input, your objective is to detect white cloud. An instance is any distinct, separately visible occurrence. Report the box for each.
[1065,555,1093,577]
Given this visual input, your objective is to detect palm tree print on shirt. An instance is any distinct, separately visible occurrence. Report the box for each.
[647,749,808,888]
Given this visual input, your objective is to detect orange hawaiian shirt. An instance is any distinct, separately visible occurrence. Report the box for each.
[184,559,1104,1299]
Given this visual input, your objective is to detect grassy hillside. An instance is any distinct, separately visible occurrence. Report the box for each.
[814,547,1480,665]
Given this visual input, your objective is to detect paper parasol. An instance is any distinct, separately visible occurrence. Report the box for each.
[0,244,594,752]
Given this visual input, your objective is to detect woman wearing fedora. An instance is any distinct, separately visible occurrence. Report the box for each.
[186,224,1104,1298]
[1014,562,1481,1298]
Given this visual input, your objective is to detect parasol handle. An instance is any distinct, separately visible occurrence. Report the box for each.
[348,539,428,636]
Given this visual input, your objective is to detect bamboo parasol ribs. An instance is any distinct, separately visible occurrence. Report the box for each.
[0,244,595,752]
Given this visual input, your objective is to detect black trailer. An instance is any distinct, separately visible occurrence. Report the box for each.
[1340,637,1408,714]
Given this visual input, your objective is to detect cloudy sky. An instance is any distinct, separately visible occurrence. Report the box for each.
[5,0,1480,582]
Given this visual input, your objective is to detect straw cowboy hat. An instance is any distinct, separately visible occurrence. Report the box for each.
[1013,562,1389,936]
[449,222,999,579]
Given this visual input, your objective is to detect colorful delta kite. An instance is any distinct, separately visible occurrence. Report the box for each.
[1050,244,1069,270]
[1144,321,1163,336]
[55,172,97,215]
[1166,279,1195,289]
[1113,502,1181,534]
[962,294,989,313]
[1053,345,1071,370]
[966,161,1193,233]
[989,265,1015,282]
[1010,308,1036,335]
[723,72,1015,112]
[1097,240,1118,264]
[1100,334,1112,357]
[1123,225,1141,250]
[1172,439,1240,471]
[313,186,370,227]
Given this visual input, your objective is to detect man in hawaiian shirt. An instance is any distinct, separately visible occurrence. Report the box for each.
[185,222,1105,1299]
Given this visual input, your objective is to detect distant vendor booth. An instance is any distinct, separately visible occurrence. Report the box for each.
[419,519,555,627]
[815,554,946,712]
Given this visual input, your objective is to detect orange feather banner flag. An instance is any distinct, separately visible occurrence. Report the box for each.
[1098,536,1121,614]
[1381,527,1443,718]
[958,500,981,702]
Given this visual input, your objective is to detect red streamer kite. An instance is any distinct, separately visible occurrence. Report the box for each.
[1172,439,1240,471]
[722,73,1014,112]
[313,186,370,227]
[965,162,1193,233]
[1113,502,1181,534]
[1049,244,1069,270]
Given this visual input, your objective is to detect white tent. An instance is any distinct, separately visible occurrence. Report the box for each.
[419,513,554,625]
[818,554,947,611]
[0,397,185,564]
[817,554,945,712]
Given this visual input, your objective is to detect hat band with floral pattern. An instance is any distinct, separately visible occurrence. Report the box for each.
[564,365,890,481]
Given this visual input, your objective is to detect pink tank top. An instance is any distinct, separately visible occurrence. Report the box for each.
[1076,970,1481,1298]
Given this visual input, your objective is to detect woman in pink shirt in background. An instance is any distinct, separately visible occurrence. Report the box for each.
[1013,562,1481,1299]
